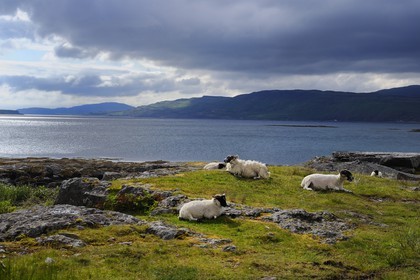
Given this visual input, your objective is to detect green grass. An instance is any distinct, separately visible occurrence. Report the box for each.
[1,166,419,279]
[0,183,58,213]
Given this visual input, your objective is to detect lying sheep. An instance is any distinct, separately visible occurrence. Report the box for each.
[370,170,383,177]
[203,162,226,170]
[224,155,270,179]
[301,170,354,193]
[178,194,227,221]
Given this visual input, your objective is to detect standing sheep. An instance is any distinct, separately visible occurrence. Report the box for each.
[178,194,227,221]
[301,170,354,193]
[224,155,270,179]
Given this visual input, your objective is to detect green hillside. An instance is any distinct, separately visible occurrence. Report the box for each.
[116,85,420,122]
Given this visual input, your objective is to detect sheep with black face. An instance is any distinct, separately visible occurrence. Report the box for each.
[370,170,383,177]
[178,194,228,221]
[224,155,270,179]
[301,170,354,193]
[203,162,226,170]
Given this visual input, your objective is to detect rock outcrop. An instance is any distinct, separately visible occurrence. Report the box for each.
[264,209,353,244]
[0,157,197,186]
[0,204,235,250]
[55,177,110,208]
[305,152,420,180]
[0,204,145,241]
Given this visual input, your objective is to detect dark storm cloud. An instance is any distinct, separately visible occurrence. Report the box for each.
[54,44,98,59]
[2,0,420,75]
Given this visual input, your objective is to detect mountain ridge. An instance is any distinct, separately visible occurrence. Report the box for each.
[112,85,420,122]
[11,85,420,122]
[18,102,134,115]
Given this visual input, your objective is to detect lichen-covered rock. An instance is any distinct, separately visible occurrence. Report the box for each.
[146,221,187,240]
[265,209,352,244]
[0,204,145,241]
[36,233,86,248]
[0,158,198,186]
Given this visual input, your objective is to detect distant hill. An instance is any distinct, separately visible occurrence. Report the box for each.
[0,110,20,115]
[18,102,134,115]
[111,85,420,122]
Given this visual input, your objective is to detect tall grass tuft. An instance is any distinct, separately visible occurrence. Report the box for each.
[0,183,58,213]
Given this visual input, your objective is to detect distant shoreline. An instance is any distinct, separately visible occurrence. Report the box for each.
[266,124,337,128]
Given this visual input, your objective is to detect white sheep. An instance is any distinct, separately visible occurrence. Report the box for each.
[203,162,226,170]
[370,170,383,177]
[178,194,227,221]
[224,155,270,179]
[301,170,354,193]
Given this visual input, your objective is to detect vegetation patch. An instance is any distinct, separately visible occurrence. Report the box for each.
[0,166,419,279]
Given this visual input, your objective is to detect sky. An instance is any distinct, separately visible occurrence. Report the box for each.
[1,0,420,110]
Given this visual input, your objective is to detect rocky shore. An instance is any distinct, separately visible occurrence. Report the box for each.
[304,151,420,181]
[0,157,198,187]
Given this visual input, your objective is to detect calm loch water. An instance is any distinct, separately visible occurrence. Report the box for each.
[0,115,419,165]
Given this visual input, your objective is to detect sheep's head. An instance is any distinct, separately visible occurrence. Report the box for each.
[224,155,239,163]
[373,170,379,176]
[213,194,228,207]
[340,170,354,182]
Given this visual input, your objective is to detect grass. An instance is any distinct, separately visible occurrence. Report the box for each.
[0,184,57,213]
[1,166,419,279]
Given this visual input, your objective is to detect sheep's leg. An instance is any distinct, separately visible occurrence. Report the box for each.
[302,185,314,191]
[186,213,199,221]
[302,182,314,191]
[333,186,352,193]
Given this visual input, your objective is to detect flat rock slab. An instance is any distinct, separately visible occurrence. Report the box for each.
[0,157,197,186]
[264,209,353,244]
[0,204,145,241]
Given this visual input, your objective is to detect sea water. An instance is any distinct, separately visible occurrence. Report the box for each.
[0,115,419,165]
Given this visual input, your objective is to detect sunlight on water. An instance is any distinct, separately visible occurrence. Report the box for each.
[0,115,419,164]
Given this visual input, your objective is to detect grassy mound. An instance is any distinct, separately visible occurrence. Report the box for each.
[1,166,418,279]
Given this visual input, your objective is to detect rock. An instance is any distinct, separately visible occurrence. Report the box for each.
[0,204,145,241]
[224,203,278,218]
[146,221,187,240]
[0,157,198,186]
[222,245,237,252]
[102,171,124,180]
[159,194,188,208]
[198,238,232,246]
[265,209,352,244]
[36,234,86,248]
[305,152,420,180]
[55,177,110,208]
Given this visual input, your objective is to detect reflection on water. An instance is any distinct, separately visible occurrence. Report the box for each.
[0,115,419,165]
